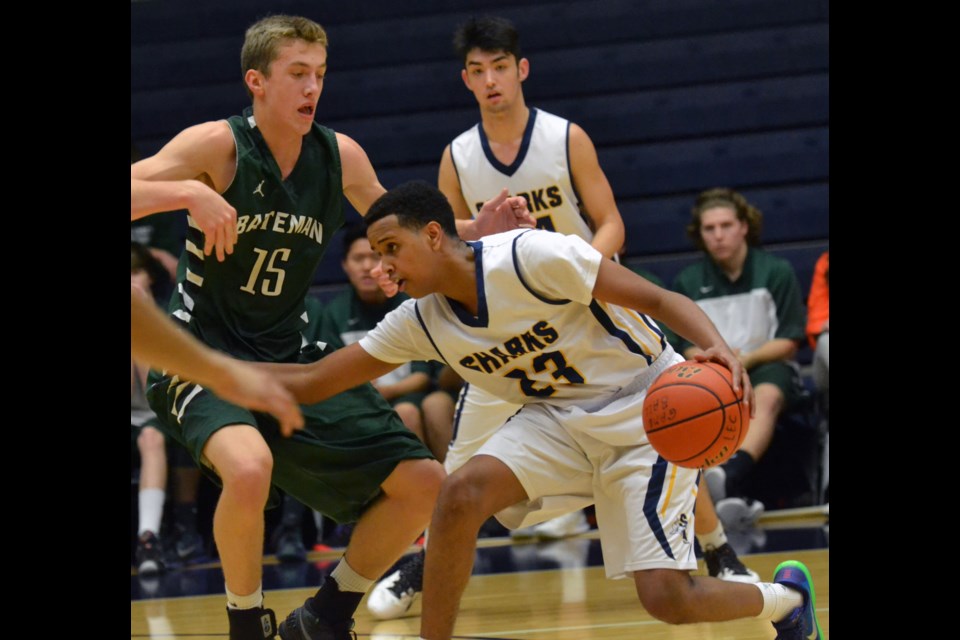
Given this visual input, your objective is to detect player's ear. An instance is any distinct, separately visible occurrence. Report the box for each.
[518,57,530,82]
[461,68,471,90]
[425,221,444,250]
[245,69,266,97]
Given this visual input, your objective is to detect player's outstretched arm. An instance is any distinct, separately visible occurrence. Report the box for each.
[131,287,304,435]
[257,342,401,407]
[591,259,755,414]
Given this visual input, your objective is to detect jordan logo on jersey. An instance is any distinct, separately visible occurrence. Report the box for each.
[253,180,266,197]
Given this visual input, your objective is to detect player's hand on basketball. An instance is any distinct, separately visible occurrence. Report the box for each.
[371,261,399,298]
[693,349,755,417]
[185,181,239,262]
[472,188,536,238]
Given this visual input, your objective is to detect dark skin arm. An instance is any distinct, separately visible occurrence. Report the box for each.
[591,259,755,411]
[256,343,400,406]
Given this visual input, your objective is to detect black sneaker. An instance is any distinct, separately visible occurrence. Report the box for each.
[175,527,206,562]
[703,542,760,583]
[365,549,425,620]
[278,601,356,639]
[227,606,278,640]
[273,526,307,563]
[135,531,165,575]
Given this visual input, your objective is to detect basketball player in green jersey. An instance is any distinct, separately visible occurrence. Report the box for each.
[131,15,532,640]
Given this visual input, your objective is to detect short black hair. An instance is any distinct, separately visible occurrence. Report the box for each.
[364,180,459,238]
[453,15,521,64]
[340,223,369,255]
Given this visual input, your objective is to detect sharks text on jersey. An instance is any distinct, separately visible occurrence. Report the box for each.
[458,320,559,374]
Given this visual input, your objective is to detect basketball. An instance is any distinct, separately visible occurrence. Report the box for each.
[642,360,749,468]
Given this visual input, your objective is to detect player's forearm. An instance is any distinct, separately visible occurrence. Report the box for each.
[590,221,625,261]
[741,339,797,370]
[261,344,401,405]
[376,372,430,400]
[131,291,230,386]
[131,178,196,220]
[654,291,734,356]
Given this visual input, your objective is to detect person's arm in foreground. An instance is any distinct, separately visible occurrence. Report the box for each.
[131,286,304,435]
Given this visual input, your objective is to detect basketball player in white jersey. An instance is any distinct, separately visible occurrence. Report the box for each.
[263,181,824,640]
[367,15,758,621]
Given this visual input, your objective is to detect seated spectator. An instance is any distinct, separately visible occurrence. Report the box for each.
[320,224,434,440]
[131,242,205,573]
[806,250,829,405]
[670,188,807,529]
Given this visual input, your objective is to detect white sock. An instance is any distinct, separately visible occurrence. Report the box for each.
[138,488,165,536]
[755,582,803,621]
[331,558,375,593]
[226,583,264,610]
[696,521,727,551]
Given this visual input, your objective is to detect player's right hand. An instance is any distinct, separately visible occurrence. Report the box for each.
[186,181,239,262]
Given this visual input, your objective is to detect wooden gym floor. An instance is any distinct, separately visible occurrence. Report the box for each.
[131,506,829,639]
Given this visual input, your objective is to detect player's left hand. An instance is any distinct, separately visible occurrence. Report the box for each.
[471,188,536,238]
[371,261,399,298]
[693,349,755,417]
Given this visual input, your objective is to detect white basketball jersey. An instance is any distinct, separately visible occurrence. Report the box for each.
[450,108,593,239]
[360,229,669,409]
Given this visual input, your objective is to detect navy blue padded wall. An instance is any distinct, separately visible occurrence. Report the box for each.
[132,0,829,288]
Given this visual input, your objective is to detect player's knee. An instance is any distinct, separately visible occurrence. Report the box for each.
[137,426,165,454]
[436,470,493,524]
[218,451,273,501]
[754,383,785,417]
[634,570,698,624]
[394,402,424,433]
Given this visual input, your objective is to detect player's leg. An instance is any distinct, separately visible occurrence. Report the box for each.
[147,372,279,640]
[420,454,529,640]
[270,382,441,639]
[368,383,517,620]
[201,424,275,599]
[420,389,456,463]
[633,564,822,637]
[135,424,168,574]
[694,477,759,583]
[420,405,594,640]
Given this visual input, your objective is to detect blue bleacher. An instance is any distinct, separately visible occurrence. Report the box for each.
[131,0,828,293]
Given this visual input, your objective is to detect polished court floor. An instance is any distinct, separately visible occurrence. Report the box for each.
[131,506,829,639]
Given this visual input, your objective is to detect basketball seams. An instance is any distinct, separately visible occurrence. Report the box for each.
[641,360,748,469]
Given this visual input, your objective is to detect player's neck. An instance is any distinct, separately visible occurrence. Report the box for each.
[252,111,305,179]
[480,103,529,144]
[441,244,480,314]
[716,245,748,281]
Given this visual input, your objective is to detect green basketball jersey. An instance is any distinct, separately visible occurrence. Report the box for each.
[169,107,344,362]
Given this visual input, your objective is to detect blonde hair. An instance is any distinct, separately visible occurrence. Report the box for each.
[686,187,763,251]
[241,15,328,95]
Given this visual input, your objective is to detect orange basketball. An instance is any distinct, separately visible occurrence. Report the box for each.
[642,360,749,468]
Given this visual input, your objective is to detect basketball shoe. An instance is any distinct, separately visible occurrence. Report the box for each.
[771,560,824,639]
[279,600,357,639]
[135,531,165,575]
[715,497,765,531]
[366,549,425,619]
[702,542,760,583]
[227,606,278,640]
